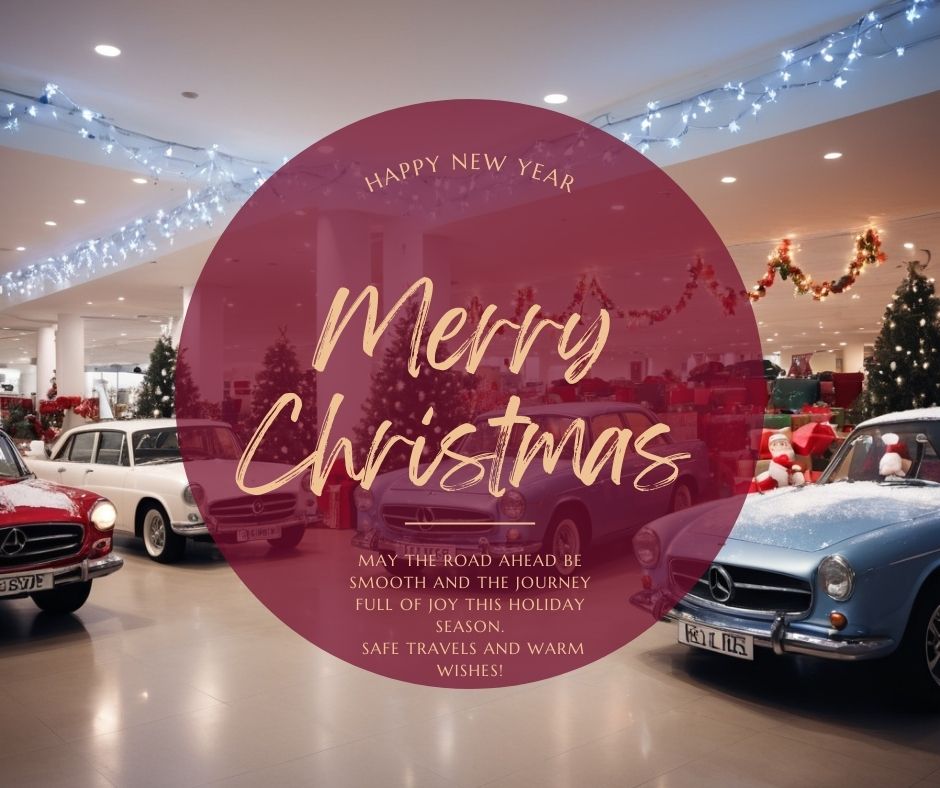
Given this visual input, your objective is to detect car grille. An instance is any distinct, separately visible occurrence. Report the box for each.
[0,523,84,569]
[382,505,493,535]
[208,493,296,525]
[670,558,812,614]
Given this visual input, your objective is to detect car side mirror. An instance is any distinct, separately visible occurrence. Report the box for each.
[27,440,49,460]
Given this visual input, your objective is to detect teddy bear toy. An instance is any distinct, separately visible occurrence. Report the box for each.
[752,431,806,492]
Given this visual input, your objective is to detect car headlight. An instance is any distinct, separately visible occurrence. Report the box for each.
[819,555,855,601]
[633,527,660,568]
[182,484,205,507]
[499,490,526,521]
[89,499,117,531]
[353,485,374,512]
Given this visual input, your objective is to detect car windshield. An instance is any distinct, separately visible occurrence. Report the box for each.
[132,426,243,465]
[0,433,29,479]
[457,415,578,459]
[824,422,940,485]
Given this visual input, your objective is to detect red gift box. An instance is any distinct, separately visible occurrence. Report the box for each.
[792,421,837,456]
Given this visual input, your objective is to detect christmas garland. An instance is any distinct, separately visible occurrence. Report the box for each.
[748,229,885,302]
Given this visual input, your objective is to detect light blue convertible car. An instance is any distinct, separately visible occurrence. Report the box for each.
[632,407,940,706]
[352,402,709,576]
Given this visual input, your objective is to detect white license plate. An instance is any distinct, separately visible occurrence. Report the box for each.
[678,622,754,660]
[0,571,53,597]
[398,543,454,560]
[236,525,282,543]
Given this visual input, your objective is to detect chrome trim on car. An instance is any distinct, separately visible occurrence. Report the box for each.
[50,553,124,586]
[631,590,895,661]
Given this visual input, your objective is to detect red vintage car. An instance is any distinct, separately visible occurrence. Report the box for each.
[0,429,123,613]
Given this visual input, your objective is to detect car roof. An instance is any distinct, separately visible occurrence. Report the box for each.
[60,418,226,434]
[858,407,940,428]
[477,401,649,420]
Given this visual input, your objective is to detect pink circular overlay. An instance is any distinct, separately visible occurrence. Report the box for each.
[177,99,764,688]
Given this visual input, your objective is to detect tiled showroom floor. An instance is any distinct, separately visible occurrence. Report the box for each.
[1,533,939,788]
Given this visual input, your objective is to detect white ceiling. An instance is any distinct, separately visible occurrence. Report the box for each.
[0,1,939,368]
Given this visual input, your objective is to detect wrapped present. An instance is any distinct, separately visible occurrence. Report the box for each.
[693,387,712,407]
[792,421,837,456]
[829,407,846,428]
[790,413,812,429]
[832,372,864,409]
[771,378,819,411]
[819,380,835,405]
[763,413,791,429]
[666,385,693,407]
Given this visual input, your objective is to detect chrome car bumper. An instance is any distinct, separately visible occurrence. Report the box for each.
[51,553,124,585]
[177,512,320,538]
[172,521,210,536]
[631,589,896,661]
[352,528,542,557]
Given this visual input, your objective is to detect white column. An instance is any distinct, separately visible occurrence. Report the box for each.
[36,325,56,402]
[317,211,372,438]
[842,342,866,374]
[55,314,85,398]
[170,285,194,348]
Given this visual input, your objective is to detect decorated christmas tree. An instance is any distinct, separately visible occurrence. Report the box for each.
[249,328,318,462]
[135,335,177,418]
[354,300,472,470]
[858,255,940,418]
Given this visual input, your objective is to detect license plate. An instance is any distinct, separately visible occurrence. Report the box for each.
[678,622,754,660]
[236,525,282,543]
[398,543,454,560]
[0,572,53,596]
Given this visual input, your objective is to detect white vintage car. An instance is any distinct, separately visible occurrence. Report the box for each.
[26,419,318,563]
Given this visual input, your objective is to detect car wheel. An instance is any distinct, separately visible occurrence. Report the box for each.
[543,511,585,577]
[268,526,305,550]
[32,580,92,614]
[141,504,186,563]
[671,481,694,513]
[892,579,940,708]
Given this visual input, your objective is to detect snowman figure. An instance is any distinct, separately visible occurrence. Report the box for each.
[878,433,912,479]
[753,431,806,492]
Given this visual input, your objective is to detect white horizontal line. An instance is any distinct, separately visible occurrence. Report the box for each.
[403,521,536,526]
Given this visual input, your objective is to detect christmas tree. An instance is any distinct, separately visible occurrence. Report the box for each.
[354,300,472,470]
[858,256,940,418]
[248,329,318,462]
[135,336,177,418]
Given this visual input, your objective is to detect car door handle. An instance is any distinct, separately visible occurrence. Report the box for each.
[84,469,94,474]
[57,467,66,473]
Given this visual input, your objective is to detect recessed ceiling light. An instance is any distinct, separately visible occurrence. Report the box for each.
[903,242,915,250]
[839,342,847,346]
[120,333,127,337]
[823,151,843,160]
[44,220,57,227]
[766,337,774,342]
[610,204,625,211]
[94,44,121,57]
[15,246,25,252]
[720,176,737,184]
[118,296,125,301]
[543,93,568,105]
[73,198,86,205]
[132,177,148,185]
[181,91,199,100]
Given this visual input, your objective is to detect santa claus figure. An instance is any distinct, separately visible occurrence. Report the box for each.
[752,431,806,492]
[878,433,912,478]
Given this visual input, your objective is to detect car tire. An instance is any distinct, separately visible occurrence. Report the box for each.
[892,578,940,708]
[543,509,586,577]
[268,525,305,550]
[31,580,92,614]
[670,481,694,513]
[140,503,186,563]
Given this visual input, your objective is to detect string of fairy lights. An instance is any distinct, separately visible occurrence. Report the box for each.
[0,0,938,301]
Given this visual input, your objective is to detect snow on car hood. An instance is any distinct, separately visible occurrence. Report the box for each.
[720,481,940,552]
[0,477,81,516]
